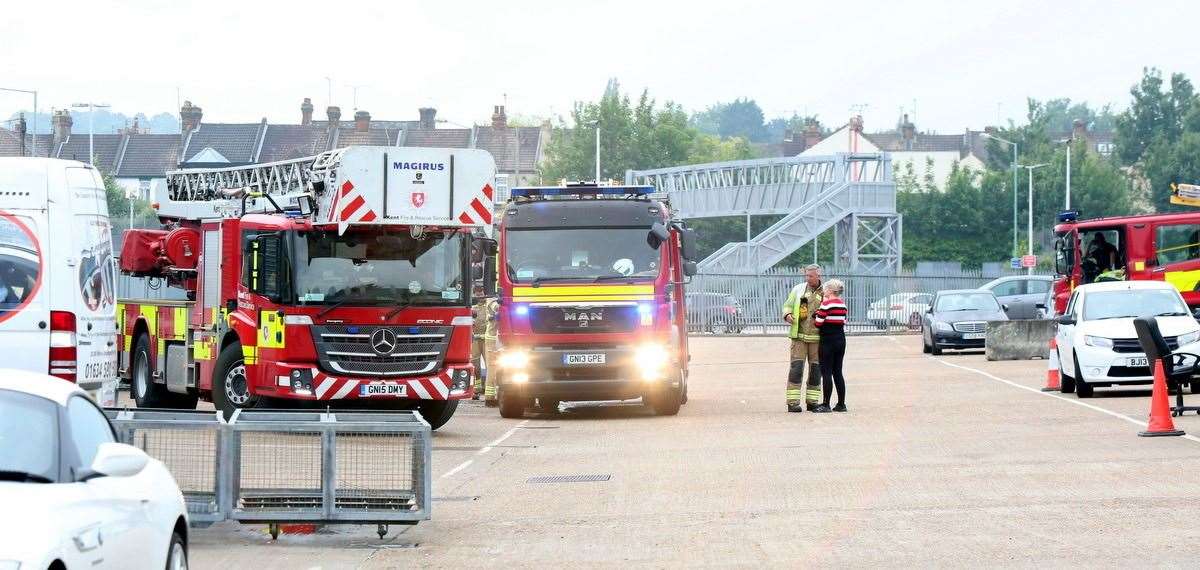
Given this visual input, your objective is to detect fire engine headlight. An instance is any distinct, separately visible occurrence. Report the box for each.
[511,372,530,384]
[1085,335,1113,348]
[452,369,471,391]
[283,315,313,325]
[498,349,530,369]
[635,343,670,373]
[1178,329,1200,346]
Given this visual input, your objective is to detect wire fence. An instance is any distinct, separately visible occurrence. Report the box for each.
[689,265,1049,336]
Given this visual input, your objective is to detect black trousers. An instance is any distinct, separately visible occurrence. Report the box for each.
[819,333,846,406]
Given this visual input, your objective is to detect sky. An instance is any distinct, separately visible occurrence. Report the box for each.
[3,0,1200,135]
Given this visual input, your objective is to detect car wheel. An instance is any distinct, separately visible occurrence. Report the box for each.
[1073,354,1093,398]
[922,331,932,354]
[930,339,943,356]
[166,531,188,570]
[1059,348,1076,393]
[416,400,459,430]
[213,343,260,420]
[711,317,730,335]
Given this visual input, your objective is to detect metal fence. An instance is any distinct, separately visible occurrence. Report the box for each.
[689,265,1048,336]
[104,408,432,536]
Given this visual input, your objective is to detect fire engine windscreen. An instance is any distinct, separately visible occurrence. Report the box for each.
[505,228,663,283]
[291,228,465,305]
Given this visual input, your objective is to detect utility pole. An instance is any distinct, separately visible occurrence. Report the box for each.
[1019,163,1049,275]
[594,123,601,182]
[1065,140,1071,210]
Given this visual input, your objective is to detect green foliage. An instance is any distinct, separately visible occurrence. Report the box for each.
[1115,68,1196,166]
[1033,98,1117,133]
[101,171,155,220]
[690,98,767,142]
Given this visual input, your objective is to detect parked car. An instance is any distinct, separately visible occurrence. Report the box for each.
[979,275,1054,320]
[867,292,933,329]
[922,289,1008,354]
[1035,286,1056,320]
[0,370,189,569]
[1054,281,1200,398]
[686,292,744,333]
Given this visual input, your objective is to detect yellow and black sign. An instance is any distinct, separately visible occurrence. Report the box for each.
[1170,183,1200,207]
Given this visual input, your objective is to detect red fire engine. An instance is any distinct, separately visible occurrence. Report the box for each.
[1053,209,1200,315]
[489,183,699,418]
[116,146,497,429]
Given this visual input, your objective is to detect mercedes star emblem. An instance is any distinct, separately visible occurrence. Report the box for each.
[370,329,397,355]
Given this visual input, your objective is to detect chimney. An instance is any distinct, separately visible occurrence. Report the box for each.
[803,121,823,149]
[984,126,997,135]
[180,100,202,134]
[15,113,26,156]
[354,110,371,132]
[1072,119,1088,141]
[418,107,437,129]
[301,98,314,125]
[849,115,864,133]
[326,105,342,125]
[491,105,507,129]
[52,110,73,147]
[900,114,915,150]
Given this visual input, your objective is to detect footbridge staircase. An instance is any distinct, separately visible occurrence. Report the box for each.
[626,153,900,274]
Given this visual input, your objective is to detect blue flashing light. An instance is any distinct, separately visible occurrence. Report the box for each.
[1057,210,1079,223]
[407,327,420,335]
[511,185,655,198]
[347,326,360,334]
[514,304,529,316]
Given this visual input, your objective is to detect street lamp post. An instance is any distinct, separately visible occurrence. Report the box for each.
[1019,163,1049,275]
[594,123,601,182]
[980,132,1020,256]
[71,102,112,165]
[1,87,38,156]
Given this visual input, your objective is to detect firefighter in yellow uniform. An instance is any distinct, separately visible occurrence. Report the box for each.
[480,297,500,407]
[782,264,824,412]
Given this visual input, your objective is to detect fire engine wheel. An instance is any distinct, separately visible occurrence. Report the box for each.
[131,333,172,408]
[498,387,529,419]
[416,400,459,430]
[214,343,260,420]
[645,370,684,416]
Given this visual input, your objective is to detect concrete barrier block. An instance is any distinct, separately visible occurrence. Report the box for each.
[986,320,1056,361]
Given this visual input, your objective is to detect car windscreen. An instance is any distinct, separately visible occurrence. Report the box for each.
[935,293,1000,312]
[505,227,663,283]
[0,389,59,482]
[1082,289,1189,321]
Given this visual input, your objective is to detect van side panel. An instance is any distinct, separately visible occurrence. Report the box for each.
[0,159,52,381]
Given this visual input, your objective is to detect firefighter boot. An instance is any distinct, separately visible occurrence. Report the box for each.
[805,362,823,412]
[786,361,805,413]
[484,383,499,408]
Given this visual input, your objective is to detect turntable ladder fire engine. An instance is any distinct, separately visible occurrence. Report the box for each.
[626,153,899,274]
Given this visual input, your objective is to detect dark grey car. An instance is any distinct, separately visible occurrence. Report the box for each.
[979,275,1054,320]
[922,289,1009,354]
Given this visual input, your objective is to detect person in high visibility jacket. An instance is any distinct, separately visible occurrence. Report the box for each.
[781,264,825,412]
[480,296,500,407]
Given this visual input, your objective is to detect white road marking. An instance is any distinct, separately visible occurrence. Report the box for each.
[439,419,530,479]
[930,356,1200,444]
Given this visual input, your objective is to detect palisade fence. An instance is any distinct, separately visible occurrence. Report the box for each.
[690,265,1048,336]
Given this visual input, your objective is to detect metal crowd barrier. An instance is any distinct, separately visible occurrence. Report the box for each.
[104,408,432,536]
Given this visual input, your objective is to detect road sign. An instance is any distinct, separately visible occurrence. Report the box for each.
[1010,257,1021,269]
[1021,255,1037,268]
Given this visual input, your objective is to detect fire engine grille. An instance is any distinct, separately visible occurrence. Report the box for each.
[952,321,987,334]
[311,325,452,377]
[530,305,639,334]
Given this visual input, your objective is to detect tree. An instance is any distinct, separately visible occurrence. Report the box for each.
[1115,67,1197,166]
[101,171,155,225]
[690,98,767,142]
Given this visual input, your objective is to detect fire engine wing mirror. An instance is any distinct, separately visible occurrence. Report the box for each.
[647,222,670,250]
[1192,307,1200,321]
[471,238,498,263]
[680,228,698,262]
[683,260,698,277]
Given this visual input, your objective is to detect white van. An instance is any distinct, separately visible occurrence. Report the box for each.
[0,158,118,405]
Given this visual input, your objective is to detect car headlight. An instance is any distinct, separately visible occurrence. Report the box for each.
[933,321,952,332]
[497,349,530,369]
[635,343,670,372]
[1085,335,1113,348]
[1178,330,1200,346]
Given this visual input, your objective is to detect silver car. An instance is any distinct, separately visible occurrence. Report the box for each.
[979,275,1054,320]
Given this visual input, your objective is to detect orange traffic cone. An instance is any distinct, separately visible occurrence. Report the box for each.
[1139,359,1185,437]
[1042,337,1061,392]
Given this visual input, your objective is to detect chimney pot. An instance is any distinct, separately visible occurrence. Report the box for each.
[326,106,342,125]
[491,105,508,129]
[52,110,74,146]
[180,100,203,134]
[301,98,314,125]
[15,113,26,156]
[418,107,437,130]
[1072,118,1088,140]
[354,110,371,132]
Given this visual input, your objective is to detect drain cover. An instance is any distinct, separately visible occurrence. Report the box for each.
[527,474,612,484]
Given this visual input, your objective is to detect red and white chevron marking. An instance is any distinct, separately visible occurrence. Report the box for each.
[457,183,494,225]
[328,180,378,224]
[311,369,454,400]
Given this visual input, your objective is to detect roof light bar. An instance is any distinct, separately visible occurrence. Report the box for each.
[510,185,655,198]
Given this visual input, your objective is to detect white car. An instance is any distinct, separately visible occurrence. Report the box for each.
[867,292,933,329]
[1055,281,1200,398]
[0,370,188,569]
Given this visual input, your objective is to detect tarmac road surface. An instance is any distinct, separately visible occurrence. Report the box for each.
[187,335,1200,568]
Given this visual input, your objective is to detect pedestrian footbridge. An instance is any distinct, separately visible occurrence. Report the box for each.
[626,153,901,274]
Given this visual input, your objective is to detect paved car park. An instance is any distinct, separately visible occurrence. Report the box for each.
[186,335,1200,568]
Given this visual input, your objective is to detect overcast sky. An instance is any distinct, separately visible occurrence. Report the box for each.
[3,0,1199,134]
